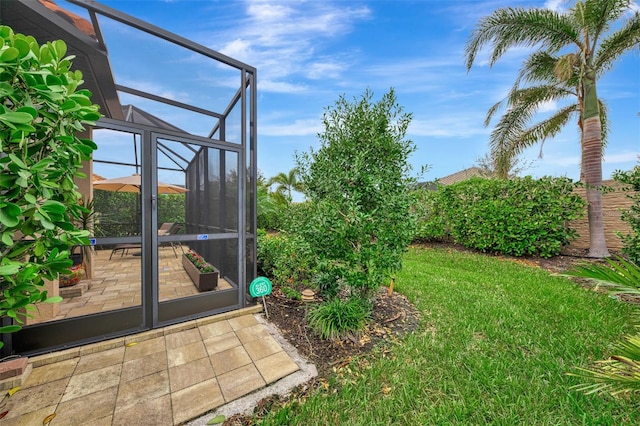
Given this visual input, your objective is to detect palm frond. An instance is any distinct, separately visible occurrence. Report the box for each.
[579,0,632,45]
[570,333,640,396]
[484,98,507,127]
[515,51,564,87]
[594,11,640,74]
[517,104,579,151]
[565,254,640,396]
[465,7,578,70]
[488,85,573,156]
[564,256,640,296]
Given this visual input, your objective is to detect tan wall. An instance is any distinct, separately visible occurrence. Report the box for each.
[567,179,635,250]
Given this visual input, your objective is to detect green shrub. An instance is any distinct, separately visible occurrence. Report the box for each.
[256,232,314,286]
[295,89,417,299]
[613,164,640,264]
[414,176,585,257]
[0,26,100,347]
[413,184,448,242]
[306,297,372,340]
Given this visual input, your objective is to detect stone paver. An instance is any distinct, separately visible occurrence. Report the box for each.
[168,357,215,392]
[61,364,122,402]
[210,346,252,376]
[255,351,301,384]
[171,378,225,425]
[217,363,266,402]
[244,335,283,361]
[6,311,300,425]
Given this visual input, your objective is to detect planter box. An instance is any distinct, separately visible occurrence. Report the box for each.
[182,254,219,291]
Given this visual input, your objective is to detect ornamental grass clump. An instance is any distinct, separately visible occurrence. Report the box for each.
[306,297,372,340]
[184,251,216,273]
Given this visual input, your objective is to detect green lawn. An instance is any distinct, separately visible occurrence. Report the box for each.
[261,246,640,425]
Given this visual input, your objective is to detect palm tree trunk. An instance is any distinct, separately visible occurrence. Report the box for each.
[582,69,610,258]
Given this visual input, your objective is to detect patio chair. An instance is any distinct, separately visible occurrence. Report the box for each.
[157,222,174,235]
[160,223,185,258]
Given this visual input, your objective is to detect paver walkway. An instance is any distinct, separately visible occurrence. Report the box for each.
[1,307,301,425]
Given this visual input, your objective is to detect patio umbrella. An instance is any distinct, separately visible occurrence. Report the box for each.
[93,174,187,194]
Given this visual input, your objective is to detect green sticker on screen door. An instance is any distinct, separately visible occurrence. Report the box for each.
[249,277,272,297]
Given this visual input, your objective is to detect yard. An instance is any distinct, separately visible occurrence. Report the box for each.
[241,245,640,425]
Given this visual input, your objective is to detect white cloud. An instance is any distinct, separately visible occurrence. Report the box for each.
[409,114,491,138]
[260,118,323,136]
[604,152,640,164]
[115,78,191,103]
[209,0,371,93]
[544,0,569,12]
[307,61,345,80]
[537,100,558,113]
[260,80,308,94]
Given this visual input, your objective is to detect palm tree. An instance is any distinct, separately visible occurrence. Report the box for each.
[465,0,640,258]
[268,168,304,202]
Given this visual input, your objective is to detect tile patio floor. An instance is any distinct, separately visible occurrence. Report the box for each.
[1,308,303,425]
[32,246,233,325]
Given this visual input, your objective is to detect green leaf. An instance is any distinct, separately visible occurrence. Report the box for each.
[13,37,31,59]
[2,231,14,246]
[0,203,21,227]
[0,263,20,275]
[0,82,13,97]
[0,325,21,334]
[206,415,226,425]
[52,39,67,58]
[8,153,27,169]
[41,200,66,215]
[16,106,37,119]
[0,175,15,188]
[0,46,19,61]
[0,110,34,124]
[24,193,37,204]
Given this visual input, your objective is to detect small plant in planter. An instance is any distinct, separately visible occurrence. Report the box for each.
[0,26,101,350]
[184,251,216,273]
[182,251,219,291]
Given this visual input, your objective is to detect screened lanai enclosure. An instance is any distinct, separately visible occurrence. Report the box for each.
[0,0,257,356]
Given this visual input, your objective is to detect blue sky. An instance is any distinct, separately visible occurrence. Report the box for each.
[77,0,639,191]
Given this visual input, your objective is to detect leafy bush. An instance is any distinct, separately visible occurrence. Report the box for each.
[0,26,100,347]
[256,232,314,286]
[414,184,449,242]
[414,176,585,257]
[295,89,417,299]
[306,297,372,340]
[613,164,640,264]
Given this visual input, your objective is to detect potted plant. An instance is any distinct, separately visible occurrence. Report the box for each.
[182,251,219,291]
[0,26,101,353]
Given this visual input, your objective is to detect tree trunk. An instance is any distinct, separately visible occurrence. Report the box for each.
[581,64,609,258]
[582,115,610,258]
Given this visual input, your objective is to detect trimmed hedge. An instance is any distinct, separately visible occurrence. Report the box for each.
[415,176,585,257]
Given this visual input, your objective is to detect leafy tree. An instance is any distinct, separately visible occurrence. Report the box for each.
[268,168,304,202]
[256,170,288,230]
[296,88,416,300]
[465,0,640,258]
[474,152,534,178]
[0,26,100,348]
